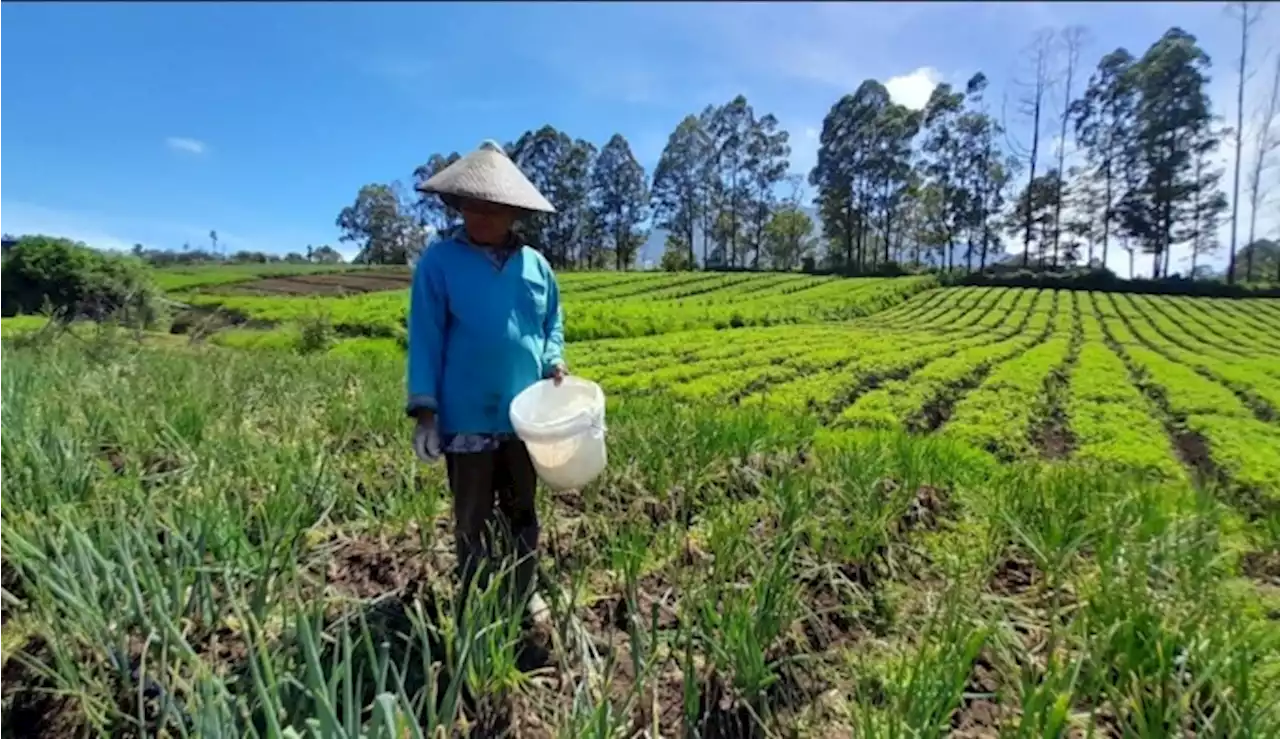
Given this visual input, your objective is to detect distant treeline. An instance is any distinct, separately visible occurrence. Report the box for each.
[125,242,346,267]
[334,20,1278,287]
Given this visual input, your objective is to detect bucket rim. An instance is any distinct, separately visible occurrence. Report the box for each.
[510,377,605,443]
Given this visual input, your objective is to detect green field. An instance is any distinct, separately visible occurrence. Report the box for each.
[3,269,1279,737]
[177,271,939,342]
[151,263,370,292]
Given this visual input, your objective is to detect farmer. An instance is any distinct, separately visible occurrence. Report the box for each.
[406,140,565,627]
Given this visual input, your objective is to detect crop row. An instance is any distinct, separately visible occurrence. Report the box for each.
[181,274,938,341]
[574,286,1015,380]
[727,290,1042,414]
[1061,309,1187,480]
[154,263,375,292]
[592,332,859,392]
[1091,294,1280,501]
[574,271,753,302]
[1114,296,1280,418]
[568,287,1024,410]
[1121,294,1277,364]
[1159,296,1280,357]
[832,290,1057,431]
[556,287,1022,403]
[937,293,1080,460]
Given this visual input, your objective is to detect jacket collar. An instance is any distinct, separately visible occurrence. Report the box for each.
[449,226,519,251]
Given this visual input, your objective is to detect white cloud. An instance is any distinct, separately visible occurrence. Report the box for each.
[884,67,942,111]
[165,137,207,156]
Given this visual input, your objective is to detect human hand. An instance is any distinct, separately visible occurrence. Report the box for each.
[413,413,441,463]
[547,364,567,387]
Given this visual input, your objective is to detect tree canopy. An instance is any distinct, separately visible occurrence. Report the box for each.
[337,21,1276,281]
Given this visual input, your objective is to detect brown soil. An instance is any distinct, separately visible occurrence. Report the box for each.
[694,672,765,739]
[617,661,695,738]
[631,485,697,529]
[585,571,682,636]
[168,305,248,339]
[900,484,954,533]
[574,564,832,737]
[555,488,587,516]
[220,272,411,297]
[1238,390,1278,423]
[766,654,830,712]
[1029,392,1075,460]
[1172,428,1217,486]
[307,541,564,736]
[615,663,805,739]
[801,578,867,652]
[950,652,1010,738]
[587,448,809,533]
[1032,419,1074,460]
[914,394,953,433]
[988,555,1044,598]
[1242,550,1280,586]
[2,638,85,739]
[315,526,447,601]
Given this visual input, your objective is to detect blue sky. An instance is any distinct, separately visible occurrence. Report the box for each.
[3,2,1276,274]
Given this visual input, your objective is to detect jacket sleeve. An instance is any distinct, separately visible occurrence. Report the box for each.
[541,267,566,375]
[406,255,446,415]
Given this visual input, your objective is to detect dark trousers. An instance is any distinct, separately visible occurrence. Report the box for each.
[446,440,540,615]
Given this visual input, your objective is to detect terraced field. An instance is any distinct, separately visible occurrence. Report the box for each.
[4,270,1279,737]
[152,263,374,292]
[180,272,939,341]
[562,285,1280,505]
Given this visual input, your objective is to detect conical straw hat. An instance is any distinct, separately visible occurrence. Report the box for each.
[418,139,556,214]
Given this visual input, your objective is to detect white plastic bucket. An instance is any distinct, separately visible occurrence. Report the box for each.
[509,377,608,491]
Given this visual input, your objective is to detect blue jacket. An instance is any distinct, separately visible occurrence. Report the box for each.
[405,232,566,436]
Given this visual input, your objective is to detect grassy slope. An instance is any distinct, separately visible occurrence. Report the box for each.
[2,337,1277,737]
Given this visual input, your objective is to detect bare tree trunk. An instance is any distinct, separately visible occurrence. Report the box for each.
[981,223,990,271]
[1052,27,1087,270]
[1024,96,1043,267]
[687,197,698,270]
[1010,31,1056,269]
[1246,51,1280,279]
[1101,168,1113,267]
[729,169,739,268]
[1227,2,1261,284]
